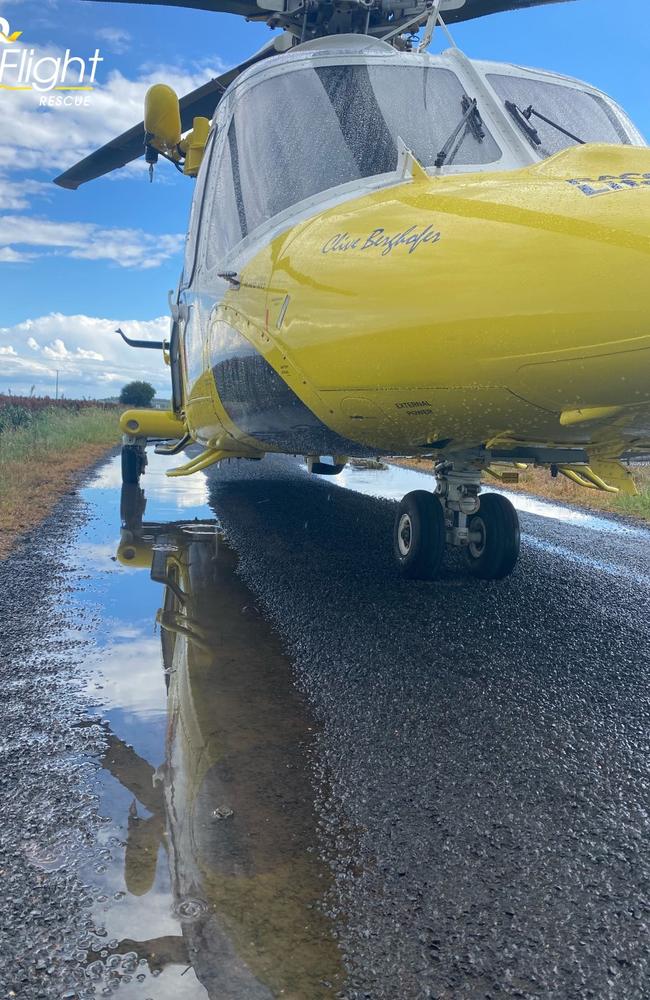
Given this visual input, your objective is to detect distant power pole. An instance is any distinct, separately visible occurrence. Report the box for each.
[55,370,59,401]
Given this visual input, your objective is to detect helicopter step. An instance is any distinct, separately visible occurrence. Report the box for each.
[393,464,520,581]
[119,409,188,484]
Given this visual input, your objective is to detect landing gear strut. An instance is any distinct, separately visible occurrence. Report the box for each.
[121,437,147,485]
[393,462,520,581]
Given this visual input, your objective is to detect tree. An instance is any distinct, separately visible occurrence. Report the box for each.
[119,381,156,408]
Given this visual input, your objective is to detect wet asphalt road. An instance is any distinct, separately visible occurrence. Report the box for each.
[1,452,649,999]
[208,457,650,1000]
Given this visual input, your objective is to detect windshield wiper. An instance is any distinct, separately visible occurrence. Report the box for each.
[435,95,485,168]
[505,100,586,148]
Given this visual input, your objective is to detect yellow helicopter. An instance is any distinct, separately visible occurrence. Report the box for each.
[56,0,650,581]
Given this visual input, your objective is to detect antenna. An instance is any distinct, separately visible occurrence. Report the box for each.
[418,0,443,50]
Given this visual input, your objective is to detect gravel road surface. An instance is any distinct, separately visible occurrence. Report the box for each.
[209,457,650,1000]
[0,451,648,1000]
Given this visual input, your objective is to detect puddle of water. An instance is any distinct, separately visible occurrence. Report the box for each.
[334,461,647,538]
[65,449,642,997]
[69,453,342,999]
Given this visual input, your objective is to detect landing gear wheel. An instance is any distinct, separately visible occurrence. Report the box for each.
[120,483,146,531]
[121,444,146,485]
[393,490,446,580]
[465,493,520,580]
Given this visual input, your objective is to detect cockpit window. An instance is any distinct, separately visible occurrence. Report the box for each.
[487,73,632,157]
[223,64,501,240]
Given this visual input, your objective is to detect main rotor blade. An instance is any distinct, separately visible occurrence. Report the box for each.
[79,0,572,22]
[81,0,260,14]
[53,45,274,190]
[444,0,572,23]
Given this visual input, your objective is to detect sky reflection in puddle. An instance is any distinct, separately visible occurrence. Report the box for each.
[70,453,342,999]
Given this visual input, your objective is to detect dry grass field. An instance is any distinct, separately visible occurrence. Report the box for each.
[0,398,120,558]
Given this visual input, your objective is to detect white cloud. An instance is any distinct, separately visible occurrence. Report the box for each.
[0,246,33,263]
[42,337,68,359]
[0,215,183,269]
[76,347,104,360]
[0,176,52,211]
[41,337,105,362]
[0,41,225,271]
[0,46,226,175]
[0,352,53,376]
[96,27,132,54]
[0,312,171,398]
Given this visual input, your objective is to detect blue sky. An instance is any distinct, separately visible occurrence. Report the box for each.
[0,0,648,398]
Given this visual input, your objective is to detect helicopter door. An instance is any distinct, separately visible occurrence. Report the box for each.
[169,317,183,413]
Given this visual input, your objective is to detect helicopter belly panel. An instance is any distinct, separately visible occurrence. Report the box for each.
[208,322,374,456]
[211,351,375,456]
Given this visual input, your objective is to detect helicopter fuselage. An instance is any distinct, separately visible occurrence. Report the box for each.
[170,38,649,473]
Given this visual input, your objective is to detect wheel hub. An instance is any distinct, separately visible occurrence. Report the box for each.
[397,513,412,556]
[468,515,487,558]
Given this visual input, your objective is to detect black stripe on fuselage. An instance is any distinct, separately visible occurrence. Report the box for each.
[212,348,376,457]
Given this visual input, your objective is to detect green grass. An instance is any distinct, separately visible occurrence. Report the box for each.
[0,406,120,556]
[0,406,118,480]
[612,466,650,519]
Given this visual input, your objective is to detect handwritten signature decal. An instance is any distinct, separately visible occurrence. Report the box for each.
[322,224,442,257]
[567,172,650,197]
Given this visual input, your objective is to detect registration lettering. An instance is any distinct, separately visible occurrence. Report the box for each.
[567,172,650,197]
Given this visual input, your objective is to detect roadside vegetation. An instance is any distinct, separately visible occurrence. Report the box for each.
[392,458,650,522]
[0,396,120,558]
[119,380,156,407]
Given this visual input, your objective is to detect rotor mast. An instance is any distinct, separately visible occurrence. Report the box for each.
[253,0,466,46]
[80,0,574,47]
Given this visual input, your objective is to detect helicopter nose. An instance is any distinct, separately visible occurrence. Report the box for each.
[489,144,650,413]
[267,143,650,423]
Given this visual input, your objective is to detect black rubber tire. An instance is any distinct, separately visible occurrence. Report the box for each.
[120,483,146,531]
[465,493,520,580]
[393,490,446,580]
[121,445,144,485]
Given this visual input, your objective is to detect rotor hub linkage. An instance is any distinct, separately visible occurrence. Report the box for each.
[434,462,481,547]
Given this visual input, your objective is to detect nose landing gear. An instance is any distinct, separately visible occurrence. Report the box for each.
[393,463,520,581]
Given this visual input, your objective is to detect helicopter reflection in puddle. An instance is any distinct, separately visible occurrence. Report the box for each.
[105,483,343,998]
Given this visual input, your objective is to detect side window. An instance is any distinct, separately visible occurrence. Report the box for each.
[204,121,244,271]
[182,129,215,284]
[487,74,633,158]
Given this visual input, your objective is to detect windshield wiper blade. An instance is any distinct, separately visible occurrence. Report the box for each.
[435,95,485,168]
[505,100,586,147]
[505,100,541,145]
